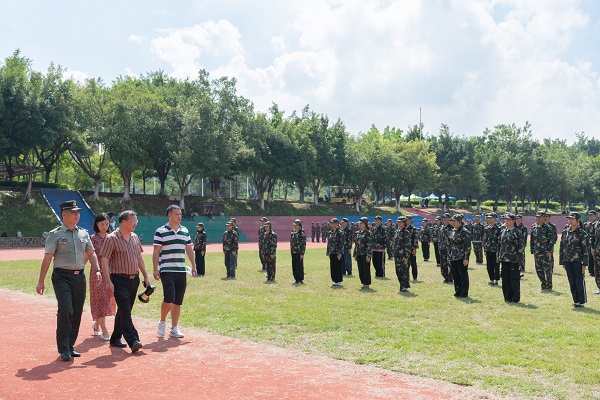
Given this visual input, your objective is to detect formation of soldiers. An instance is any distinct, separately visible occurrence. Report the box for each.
[214,209,600,307]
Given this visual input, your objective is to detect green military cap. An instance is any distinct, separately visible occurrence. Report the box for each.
[196,222,204,227]
[341,218,349,223]
[263,221,272,227]
[567,212,580,219]
[374,215,382,220]
[330,218,339,224]
[587,210,597,215]
[397,216,407,222]
[260,217,268,221]
[293,219,302,226]
[225,221,233,226]
[516,214,523,219]
[502,213,516,221]
[359,217,369,224]
[406,215,412,220]
[60,200,81,211]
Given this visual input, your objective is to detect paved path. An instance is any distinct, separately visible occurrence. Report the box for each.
[0,288,502,400]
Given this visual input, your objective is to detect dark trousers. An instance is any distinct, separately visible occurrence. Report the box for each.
[356,255,371,285]
[260,252,266,270]
[195,250,205,276]
[51,270,86,354]
[501,262,521,302]
[422,242,430,261]
[409,254,418,280]
[564,260,587,305]
[450,259,469,297]
[588,249,595,276]
[329,254,343,283]
[372,251,385,277]
[291,253,304,282]
[110,274,140,348]
[440,252,452,281]
[343,248,352,275]
[225,251,236,278]
[486,251,500,281]
[433,242,440,265]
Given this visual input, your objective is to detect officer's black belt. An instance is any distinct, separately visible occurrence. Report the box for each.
[54,268,84,275]
[112,273,139,279]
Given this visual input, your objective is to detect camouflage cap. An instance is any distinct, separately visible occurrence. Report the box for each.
[293,219,302,225]
[330,218,340,224]
[434,216,442,220]
[260,217,268,221]
[230,218,237,222]
[196,222,204,227]
[474,215,481,219]
[386,218,393,222]
[587,210,598,215]
[374,215,382,220]
[359,217,369,224]
[535,211,546,217]
[516,214,523,219]
[397,216,407,222]
[486,212,497,218]
[341,218,349,223]
[450,214,464,222]
[225,221,233,226]
[567,212,581,219]
[406,215,412,220]
[502,213,516,221]
[443,213,451,218]
[263,221,272,227]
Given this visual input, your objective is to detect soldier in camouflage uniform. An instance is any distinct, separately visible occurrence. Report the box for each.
[321,221,328,243]
[447,214,472,298]
[260,221,278,282]
[591,213,600,293]
[353,217,374,289]
[371,216,387,278]
[310,222,316,243]
[385,219,395,260]
[315,222,321,243]
[470,215,484,264]
[584,210,596,277]
[530,211,555,290]
[393,216,412,292]
[432,216,442,266]
[483,213,501,285]
[406,216,419,281]
[438,213,453,284]
[498,213,523,303]
[515,215,528,273]
[559,212,589,307]
[222,221,239,279]
[419,218,432,262]
[341,218,353,275]
[258,217,268,271]
[326,218,345,286]
[290,219,306,284]
[545,214,558,273]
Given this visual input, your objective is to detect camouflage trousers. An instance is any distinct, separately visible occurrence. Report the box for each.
[534,253,553,290]
[595,252,600,289]
[473,242,483,264]
[264,255,276,281]
[439,252,452,282]
[395,259,410,290]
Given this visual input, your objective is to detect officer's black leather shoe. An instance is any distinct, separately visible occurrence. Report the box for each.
[110,340,127,348]
[131,340,143,353]
[60,351,72,361]
[70,350,81,357]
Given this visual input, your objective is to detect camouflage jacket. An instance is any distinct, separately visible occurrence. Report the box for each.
[407,225,419,250]
[372,224,387,250]
[342,226,353,251]
[258,226,266,248]
[321,223,329,236]
[194,230,207,252]
[516,223,528,249]
[470,223,484,242]
[438,223,453,253]
[353,229,373,257]
[584,220,596,250]
[530,223,554,255]
[385,224,396,244]
[483,222,501,252]
[497,227,524,264]
[548,222,558,246]
[310,224,316,236]
[260,231,278,256]
[326,227,344,256]
[447,225,472,262]
[222,230,239,252]
[420,224,433,243]
[559,226,589,265]
[431,223,441,243]
[392,228,412,261]
[290,229,306,255]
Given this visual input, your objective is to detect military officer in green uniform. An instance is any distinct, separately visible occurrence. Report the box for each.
[36,200,100,361]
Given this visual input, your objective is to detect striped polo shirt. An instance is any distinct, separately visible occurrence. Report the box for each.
[154,223,192,272]
[100,229,143,275]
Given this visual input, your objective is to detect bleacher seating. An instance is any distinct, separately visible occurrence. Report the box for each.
[40,189,96,232]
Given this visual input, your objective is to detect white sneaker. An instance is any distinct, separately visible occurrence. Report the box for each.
[595,290,600,294]
[169,326,185,338]
[157,320,166,337]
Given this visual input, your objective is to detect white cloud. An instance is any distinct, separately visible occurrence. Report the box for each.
[62,69,88,83]
[129,34,146,44]
[138,0,600,141]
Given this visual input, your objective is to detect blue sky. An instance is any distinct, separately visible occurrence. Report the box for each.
[2,0,599,142]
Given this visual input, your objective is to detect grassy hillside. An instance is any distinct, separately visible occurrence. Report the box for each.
[0,191,58,237]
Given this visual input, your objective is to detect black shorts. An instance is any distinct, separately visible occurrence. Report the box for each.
[160,272,187,305]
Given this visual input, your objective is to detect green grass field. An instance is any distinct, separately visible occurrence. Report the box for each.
[4,249,600,399]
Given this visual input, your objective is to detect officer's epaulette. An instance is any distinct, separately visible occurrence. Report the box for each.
[49,226,61,233]
[75,225,89,232]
